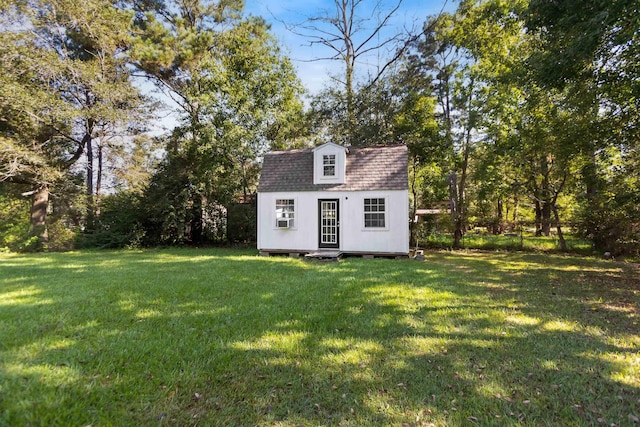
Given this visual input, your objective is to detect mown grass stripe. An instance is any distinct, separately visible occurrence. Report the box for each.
[0,248,637,426]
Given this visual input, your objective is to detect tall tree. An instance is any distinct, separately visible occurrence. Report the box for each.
[291,0,416,145]
[131,0,304,243]
[411,5,486,249]
[0,0,146,247]
[458,0,577,242]
[525,0,640,253]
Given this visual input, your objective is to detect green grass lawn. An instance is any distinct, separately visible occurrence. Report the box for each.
[420,232,594,255]
[1,249,638,426]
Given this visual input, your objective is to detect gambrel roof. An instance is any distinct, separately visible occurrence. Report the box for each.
[258,145,408,192]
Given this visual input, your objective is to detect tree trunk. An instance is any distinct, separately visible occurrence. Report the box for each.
[345,53,355,145]
[84,116,96,232]
[552,204,567,251]
[86,134,94,231]
[410,156,418,248]
[29,186,49,248]
[190,194,203,244]
[541,200,552,236]
[582,146,599,237]
[96,140,103,219]
[448,172,461,248]
[494,197,504,234]
[337,0,356,146]
[540,155,552,236]
[535,200,543,236]
[551,171,568,251]
[453,221,463,249]
[453,112,473,249]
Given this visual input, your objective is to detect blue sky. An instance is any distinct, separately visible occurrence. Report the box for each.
[244,0,456,94]
[147,0,455,133]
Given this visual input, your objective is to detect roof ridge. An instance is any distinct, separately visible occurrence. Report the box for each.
[266,144,407,155]
[349,144,407,151]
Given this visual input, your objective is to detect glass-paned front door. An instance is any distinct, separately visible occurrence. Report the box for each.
[318,199,339,249]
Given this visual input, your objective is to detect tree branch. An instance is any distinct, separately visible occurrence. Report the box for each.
[363,0,449,91]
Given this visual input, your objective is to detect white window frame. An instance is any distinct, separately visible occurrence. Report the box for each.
[275,198,296,229]
[363,197,388,230]
[322,154,336,177]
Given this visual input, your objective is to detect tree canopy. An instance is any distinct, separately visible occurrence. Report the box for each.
[0,0,638,256]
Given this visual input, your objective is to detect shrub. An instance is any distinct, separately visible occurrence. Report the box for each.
[577,190,640,257]
[79,192,146,249]
[46,220,78,251]
[0,194,30,251]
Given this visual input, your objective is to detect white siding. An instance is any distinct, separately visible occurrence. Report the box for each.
[257,190,409,254]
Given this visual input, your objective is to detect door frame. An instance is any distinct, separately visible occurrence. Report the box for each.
[318,199,340,249]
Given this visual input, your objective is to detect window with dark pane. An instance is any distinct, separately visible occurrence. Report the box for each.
[364,198,386,228]
[323,154,336,176]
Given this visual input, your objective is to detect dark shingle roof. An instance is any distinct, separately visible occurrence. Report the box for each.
[258,145,408,192]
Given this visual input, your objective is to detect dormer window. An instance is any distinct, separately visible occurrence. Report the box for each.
[313,142,347,185]
[323,155,336,177]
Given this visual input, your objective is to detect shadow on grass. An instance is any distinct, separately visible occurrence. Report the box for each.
[0,248,638,425]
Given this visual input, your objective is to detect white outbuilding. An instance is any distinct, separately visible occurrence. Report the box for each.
[257,142,409,257]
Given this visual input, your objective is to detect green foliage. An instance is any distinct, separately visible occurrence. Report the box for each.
[227,199,257,243]
[520,0,640,254]
[526,0,638,90]
[411,162,449,208]
[1,0,150,248]
[140,154,197,245]
[2,0,637,255]
[45,220,78,252]
[77,192,146,249]
[0,191,30,251]
[401,0,638,255]
[419,230,593,254]
[299,0,410,145]
[575,148,640,256]
[308,87,350,145]
[131,3,304,245]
